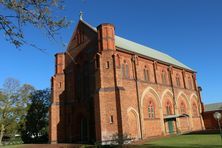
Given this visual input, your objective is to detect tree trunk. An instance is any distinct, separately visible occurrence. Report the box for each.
[0,124,5,145]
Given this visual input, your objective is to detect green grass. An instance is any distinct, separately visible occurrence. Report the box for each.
[141,134,222,148]
[1,134,222,148]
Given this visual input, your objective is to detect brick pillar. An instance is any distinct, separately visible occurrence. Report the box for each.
[94,23,121,143]
[49,53,65,143]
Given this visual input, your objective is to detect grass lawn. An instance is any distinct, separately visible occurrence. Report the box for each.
[141,134,222,148]
[1,134,221,148]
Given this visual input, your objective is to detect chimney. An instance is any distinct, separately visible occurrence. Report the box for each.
[97,23,115,51]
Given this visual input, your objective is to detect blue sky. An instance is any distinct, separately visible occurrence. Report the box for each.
[0,0,221,104]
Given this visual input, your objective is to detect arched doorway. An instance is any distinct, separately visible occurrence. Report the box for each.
[80,118,89,143]
[127,108,139,139]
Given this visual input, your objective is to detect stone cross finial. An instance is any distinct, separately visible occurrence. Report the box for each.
[80,11,83,20]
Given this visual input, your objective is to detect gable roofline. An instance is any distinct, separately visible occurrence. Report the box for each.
[67,20,97,51]
[70,19,195,72]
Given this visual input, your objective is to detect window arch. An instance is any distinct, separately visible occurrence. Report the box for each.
[148,101,155,119]
[161,70,167,84]
[192,103,198,117]
[125,63,129,78]
[144,66,150,82]
[166,101,172,115]
[121,60,129,78]
[176,74,181,87]
[180,101,186,114]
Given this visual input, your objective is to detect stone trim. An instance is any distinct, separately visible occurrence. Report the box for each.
[97,86,125,92]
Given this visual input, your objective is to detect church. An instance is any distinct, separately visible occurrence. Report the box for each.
[49,17,205,144]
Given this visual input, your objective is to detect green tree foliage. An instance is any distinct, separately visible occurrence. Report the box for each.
[0,0,70,49]
[21,88,50,143]
[0,78,35,145]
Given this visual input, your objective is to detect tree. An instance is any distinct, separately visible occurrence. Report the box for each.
[0,0,70,49]
[0,78,35,145]
[21,88,50,143]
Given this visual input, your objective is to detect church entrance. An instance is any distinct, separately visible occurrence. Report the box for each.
[164,116,176,135]
[80,118,89,142]
[167,120,174,134]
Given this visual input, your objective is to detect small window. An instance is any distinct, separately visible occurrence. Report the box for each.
[121,64,125,78]
[144,66,149,82]
[106,61,109,69]
[125,64,129,78]
[162,70,167,84]
[110,115,114,124]
[166,101,171,115]
[122,60,130,79]
[176,74,181,87]
[148,101,155,119]
[59,82,62,88]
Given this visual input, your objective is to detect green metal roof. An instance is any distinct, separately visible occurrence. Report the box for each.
[115,36,193,71]
[204,102,222,112]
[80,20,194,71]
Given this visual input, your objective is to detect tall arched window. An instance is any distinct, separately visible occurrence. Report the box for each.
[192,103,198,117]
[188,77,193,89]
[121,63,125,78]
[125,63,129,78]
[166,101,171,115]
[148,101,155,119]
[121,60,129,78]
[176,74,181,87]
[144,66,149,82]
[180,102,186,114]
[161,70,167,84]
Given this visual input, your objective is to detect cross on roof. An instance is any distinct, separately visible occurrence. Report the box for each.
[80,11,83,20]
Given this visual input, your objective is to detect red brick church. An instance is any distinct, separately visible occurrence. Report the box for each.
[49,18,205,144]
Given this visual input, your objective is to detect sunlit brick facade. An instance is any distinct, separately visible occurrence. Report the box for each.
[49,20,205,144]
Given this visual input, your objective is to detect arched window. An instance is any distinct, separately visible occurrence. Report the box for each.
[192,103,198,117]
[161,70,167,84]
[166,101,171,115]
[180,102,186,114]
[144,66,149,82]
[121,60,129,79]
[125,63,129,78]
[148,101,155,119]
[176,74,181,87]
[121,63,125,78]
[188,77,193,89]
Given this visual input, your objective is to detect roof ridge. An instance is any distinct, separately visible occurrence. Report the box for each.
[80,20,194,71]
[205,102,222,105]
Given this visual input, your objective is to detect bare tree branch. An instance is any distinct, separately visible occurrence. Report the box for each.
[0,0,70,50]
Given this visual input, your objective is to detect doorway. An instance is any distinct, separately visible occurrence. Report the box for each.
[168,120,174,134]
